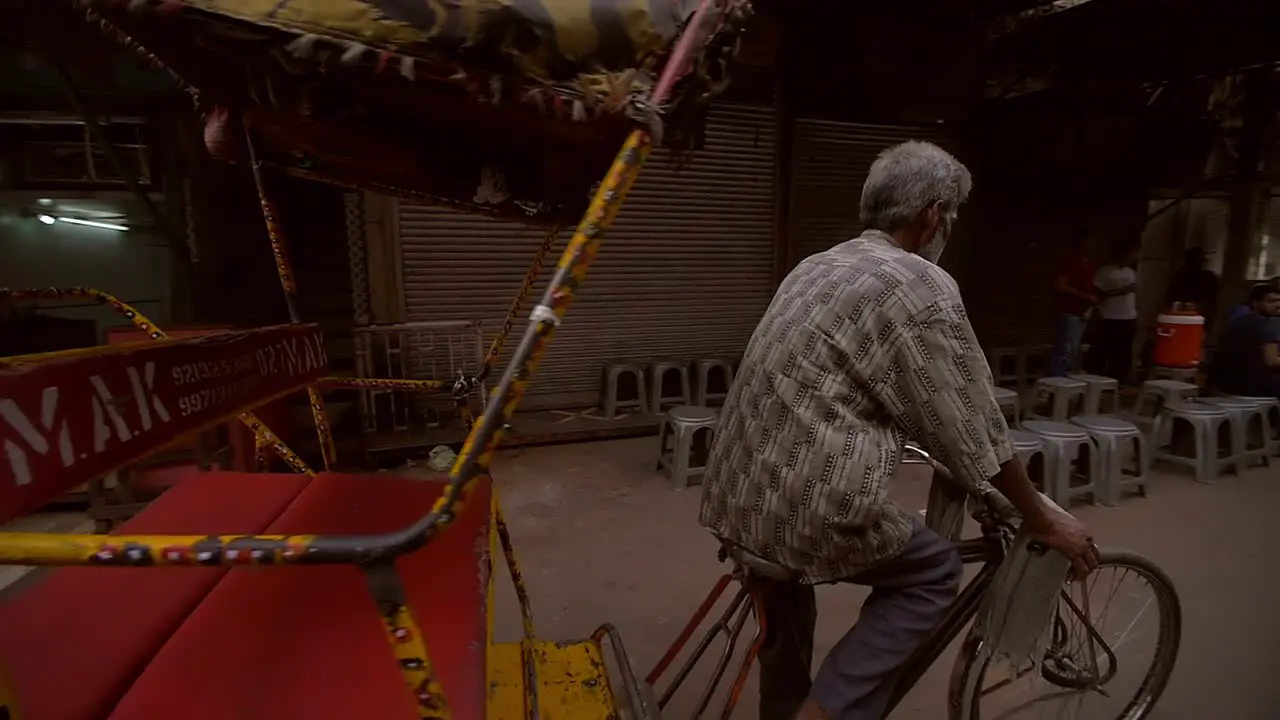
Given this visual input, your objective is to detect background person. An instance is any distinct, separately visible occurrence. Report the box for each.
[1092,243,1140,383]
[1051,232,1098,376]
[1227,276,1280,323]
[1166,247,1220,323]
[1211,282,1280,398]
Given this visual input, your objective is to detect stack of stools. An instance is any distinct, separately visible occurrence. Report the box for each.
[1221,395,1280,456]
[993,387,1021,427]
[1201,396,1271,468]
[1152,401,1235,484]
[1068,373,1120,415]
[1028,377,1087,421]
[1071,415,1149,505]
[1022,420,1101,507]
[650,360,693,413]
[693,359,735,407]
[601,361,649,419]
[657,406,719,488]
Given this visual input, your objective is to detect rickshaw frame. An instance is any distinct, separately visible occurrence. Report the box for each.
[0,1,742,717]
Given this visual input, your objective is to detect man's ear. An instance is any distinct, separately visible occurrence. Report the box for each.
[922,202,942,233]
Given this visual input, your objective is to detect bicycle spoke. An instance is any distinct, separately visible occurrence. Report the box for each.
[970,556,1172,720]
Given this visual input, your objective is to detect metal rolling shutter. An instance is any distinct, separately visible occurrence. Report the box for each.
[789,120,949,265]
[398,103,778,411]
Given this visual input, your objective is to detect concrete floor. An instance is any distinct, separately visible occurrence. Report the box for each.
[487,437,1280,719]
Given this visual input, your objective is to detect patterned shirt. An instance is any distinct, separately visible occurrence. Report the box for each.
[699,230,1014,584]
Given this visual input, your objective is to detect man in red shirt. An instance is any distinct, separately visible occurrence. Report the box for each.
[1050,232,1098,376]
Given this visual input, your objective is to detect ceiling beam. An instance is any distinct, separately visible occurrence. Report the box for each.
[990,0,1106,39]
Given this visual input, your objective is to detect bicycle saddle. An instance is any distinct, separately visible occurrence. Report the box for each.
[718,540,801,583]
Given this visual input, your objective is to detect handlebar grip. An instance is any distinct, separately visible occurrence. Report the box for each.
[903,444,1019,521]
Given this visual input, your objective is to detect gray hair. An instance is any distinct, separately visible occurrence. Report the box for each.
[858,141,972,232]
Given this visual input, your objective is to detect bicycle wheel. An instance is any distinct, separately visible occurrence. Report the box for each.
[949,549,1181,720]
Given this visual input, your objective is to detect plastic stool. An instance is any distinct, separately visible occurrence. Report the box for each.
[650,360,693,413]
[1022,420,1101,507]
[1152,402,1234,483]
[1068,373,1120,415]
[1151,366,1198,382]
[693,359,735,407]
[1202,397,1271,468]
[601,361,649,419]
[1010,429,1046,490]
[993,387,1021,427]
[657,406,718,488]
[1021,344,1053,386]
[1221,395,1280,456]
[1134,380,1199,418]
[988,348,1019,388]
[1071,415,1149,506]
[1028,377,1087,421]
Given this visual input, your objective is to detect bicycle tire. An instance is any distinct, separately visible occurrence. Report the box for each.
[947,548,1182,720]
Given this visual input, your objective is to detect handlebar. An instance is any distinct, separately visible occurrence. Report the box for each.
[901,444,1019,521]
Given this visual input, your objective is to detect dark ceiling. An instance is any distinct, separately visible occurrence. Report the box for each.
[761,0,1280,122]
[987,0,1280,90]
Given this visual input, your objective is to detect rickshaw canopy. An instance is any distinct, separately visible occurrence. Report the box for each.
[75,0,748,225]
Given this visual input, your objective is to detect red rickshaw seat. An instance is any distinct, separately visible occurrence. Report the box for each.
[107,472,492,720]
[0,471,311,720]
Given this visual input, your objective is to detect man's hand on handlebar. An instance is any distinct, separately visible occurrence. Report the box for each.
[903,443,1100,580]
[1023,502,1100,580]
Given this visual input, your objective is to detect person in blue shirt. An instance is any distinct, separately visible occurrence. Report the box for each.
[1227,276,1280,323]
[1211,282,1280,398]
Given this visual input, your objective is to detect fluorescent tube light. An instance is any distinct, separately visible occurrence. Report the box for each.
[54,216,128,232]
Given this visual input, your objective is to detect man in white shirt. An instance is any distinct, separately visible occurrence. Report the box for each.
[1092,244,1140,383]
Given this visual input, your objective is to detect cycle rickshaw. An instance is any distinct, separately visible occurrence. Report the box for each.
[0,1,1180,718]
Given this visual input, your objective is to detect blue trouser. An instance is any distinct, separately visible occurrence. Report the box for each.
[757,522,962,720]
[1050,313,1087,377]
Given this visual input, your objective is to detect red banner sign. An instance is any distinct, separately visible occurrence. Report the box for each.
[0,325,328,522]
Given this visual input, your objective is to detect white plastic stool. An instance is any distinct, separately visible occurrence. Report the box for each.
[1010,429,1046,490]
[1071,415,1149,506]
[1134,380,1199,418]
[657,406,718,488]
[988,348,1020,388]
[1220,395,1280,457]
[1023,420,1101,507]
[601,361,649,419]
[1068,373,1120,415]
[692,359,735,407]
[650,360,693,413]
[1028,377,1087,421]
[1152,402,1234,483]
[1201,397,1270,468]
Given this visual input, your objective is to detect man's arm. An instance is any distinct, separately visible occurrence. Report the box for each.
[880,291,1099,576]
[1097,284,1136,299]
[882,299,1023,496]
[1056,272,1098,304]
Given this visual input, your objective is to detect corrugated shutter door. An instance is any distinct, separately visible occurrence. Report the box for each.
[789,120,948,265]
[399,103,778,411]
